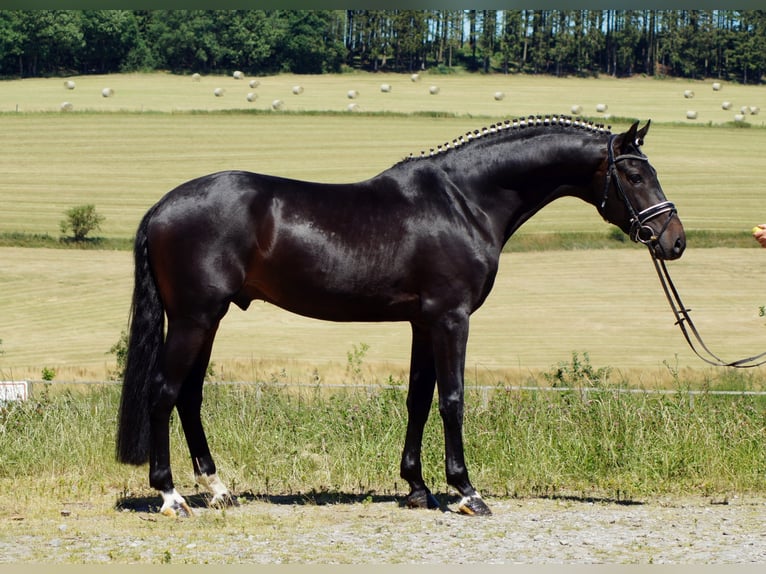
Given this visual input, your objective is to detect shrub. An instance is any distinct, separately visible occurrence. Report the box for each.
[60,204,105,241]
[107,329,129,381]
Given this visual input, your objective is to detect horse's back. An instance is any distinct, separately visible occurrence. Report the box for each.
[145,168,499,323]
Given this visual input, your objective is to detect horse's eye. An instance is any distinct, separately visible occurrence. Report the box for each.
[628,173,643,184]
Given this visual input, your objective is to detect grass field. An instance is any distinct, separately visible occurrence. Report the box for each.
[2,71,764,123]
[2,246,766,385]
[1,113,764,237]
[0,72,765,383]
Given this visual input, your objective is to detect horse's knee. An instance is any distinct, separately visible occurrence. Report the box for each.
[438,394,464,423]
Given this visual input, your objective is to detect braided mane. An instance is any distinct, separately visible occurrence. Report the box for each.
[404,115,612,161]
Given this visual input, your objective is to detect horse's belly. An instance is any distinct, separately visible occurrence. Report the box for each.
[236,268,421,323]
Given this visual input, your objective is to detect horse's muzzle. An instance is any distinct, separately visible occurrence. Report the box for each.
[631,202,685,260]
[653,232,686,260]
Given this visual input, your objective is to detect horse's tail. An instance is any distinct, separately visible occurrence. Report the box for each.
[116,205,164,465]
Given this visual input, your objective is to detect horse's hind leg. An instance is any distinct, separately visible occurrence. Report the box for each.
[150,316,226,517]
[176,325,236,509]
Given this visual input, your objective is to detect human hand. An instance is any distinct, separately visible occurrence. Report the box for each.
[753,225,766,248]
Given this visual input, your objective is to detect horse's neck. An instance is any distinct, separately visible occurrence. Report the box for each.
[444,133,606,245]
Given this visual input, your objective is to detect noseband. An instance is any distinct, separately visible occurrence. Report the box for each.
[601,134,677,245]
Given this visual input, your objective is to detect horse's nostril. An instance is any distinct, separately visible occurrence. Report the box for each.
[674,236,686,255]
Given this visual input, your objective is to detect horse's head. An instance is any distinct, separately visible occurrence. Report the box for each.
[597,120,686,260]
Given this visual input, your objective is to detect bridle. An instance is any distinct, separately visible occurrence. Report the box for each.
[603,135,766,368]
[601,134,677,247]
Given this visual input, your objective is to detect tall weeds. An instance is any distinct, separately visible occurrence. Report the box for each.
[1,372,765,502]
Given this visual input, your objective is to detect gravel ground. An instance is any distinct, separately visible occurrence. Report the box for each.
[3,495,766,564]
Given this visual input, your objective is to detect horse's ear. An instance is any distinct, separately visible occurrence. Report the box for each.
[620,121,640,154]
[635,119,651,147]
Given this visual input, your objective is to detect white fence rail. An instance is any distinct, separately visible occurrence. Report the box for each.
[11,380,766,409]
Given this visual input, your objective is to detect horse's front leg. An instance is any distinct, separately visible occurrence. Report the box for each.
[400,324,440,510]
[432,310,492,516]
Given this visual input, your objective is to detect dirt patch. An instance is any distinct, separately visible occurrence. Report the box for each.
[3,494,766,563]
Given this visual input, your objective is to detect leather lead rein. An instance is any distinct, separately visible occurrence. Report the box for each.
[649,249,766,368]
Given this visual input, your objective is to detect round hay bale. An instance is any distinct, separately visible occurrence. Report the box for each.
[683,90,695,99]
[347,89,359,99]
[740,105,750,114]
[292,85,304,95]
[380,83,392,93]
[60,101,73,112]
[63,80,75,90]
[686,110,698,120]
[749,106,760,115]
[347,103,360,112]
[249,79,259,89]
[233,71,244,80]
[101,87,114,98]
[192,73,201,82]
[596,103,608,113]
[246,92,257,102]
[571,104,582,114]
[493,91,505,101]
[429,85,440,95]
[722,101,732,110]
[271,99,284,110]
[712,82,721,91]
[214,88,224,97]
[734,114,746,123]
[411,73,420,82]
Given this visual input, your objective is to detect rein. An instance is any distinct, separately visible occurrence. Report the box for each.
[603,135,766,368]
[649,249,766,368]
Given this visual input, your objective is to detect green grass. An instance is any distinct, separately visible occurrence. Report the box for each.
[0,232,132,250]
[1,229,758,252]
[2,371,765,506]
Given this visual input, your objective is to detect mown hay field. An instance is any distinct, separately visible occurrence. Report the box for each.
[2,71,764,123]
[1,72,765,383]
[2,244,766,384]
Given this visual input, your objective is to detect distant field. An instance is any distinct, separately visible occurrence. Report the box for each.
[1,111,765,239]
[2,71,764,123]
[3,246,765,384]
[1,72,765,382]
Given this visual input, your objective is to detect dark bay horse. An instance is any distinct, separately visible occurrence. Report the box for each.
[117,116,685,517]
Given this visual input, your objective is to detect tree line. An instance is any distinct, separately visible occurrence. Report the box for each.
[1,10,764,83]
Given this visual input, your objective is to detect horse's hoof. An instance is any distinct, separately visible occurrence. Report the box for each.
[406,490,440,510]
[457,494,492,516]
[209,493,239,509]
[160,490,194,518]
[160,500,193,518]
